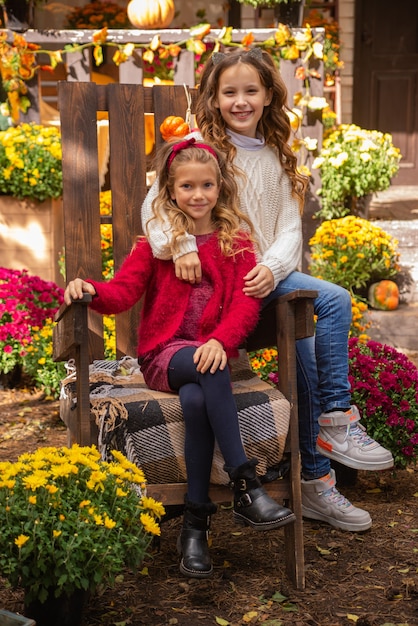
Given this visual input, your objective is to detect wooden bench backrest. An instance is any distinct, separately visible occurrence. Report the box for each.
[59,82,197,360]
[56,80,319,591]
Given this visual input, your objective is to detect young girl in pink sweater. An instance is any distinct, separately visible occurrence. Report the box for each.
[64,138,295,579]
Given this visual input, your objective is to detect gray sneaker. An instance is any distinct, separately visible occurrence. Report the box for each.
[316,405,394,471]
[301,470,372,532]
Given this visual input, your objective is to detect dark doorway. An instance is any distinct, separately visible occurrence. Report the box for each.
[353,0,418,185]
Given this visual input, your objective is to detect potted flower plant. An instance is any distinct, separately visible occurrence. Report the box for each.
[0,445,164,625]
[65,1,131,29]
[348,338,418,469]
[312,124,402,220]
[0,267,64,394]
[235,0,306,27]
[0,123,62,202]
[308,215,400,337]
[0,123,63,285]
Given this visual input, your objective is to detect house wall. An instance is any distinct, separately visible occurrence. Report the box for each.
[338,0,355,123]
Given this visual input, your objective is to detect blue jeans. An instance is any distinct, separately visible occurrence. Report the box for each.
[264,271,352,480]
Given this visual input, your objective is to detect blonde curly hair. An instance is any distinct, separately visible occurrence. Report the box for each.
[147,138,255,257]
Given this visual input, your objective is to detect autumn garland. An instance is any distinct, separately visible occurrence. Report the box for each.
[0,23,328,123]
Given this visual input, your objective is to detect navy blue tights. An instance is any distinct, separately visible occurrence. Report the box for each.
[168,347,248,502]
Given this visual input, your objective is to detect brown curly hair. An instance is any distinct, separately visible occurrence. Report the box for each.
[195,48,307,211]
[147,138,255,257]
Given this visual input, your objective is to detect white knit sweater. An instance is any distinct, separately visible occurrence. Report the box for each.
[142,136,302,288]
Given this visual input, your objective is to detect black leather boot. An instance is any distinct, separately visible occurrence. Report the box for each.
[177,498,217,578]
[225,458,296,531]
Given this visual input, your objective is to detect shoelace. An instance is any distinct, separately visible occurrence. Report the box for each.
[348,422,376,447]
[322,486,351,509]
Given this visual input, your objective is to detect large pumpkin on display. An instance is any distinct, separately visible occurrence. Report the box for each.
[368,280,399,311]
[127,0,175,29]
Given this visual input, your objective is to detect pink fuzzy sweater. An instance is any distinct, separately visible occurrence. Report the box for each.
[88,232,261,359]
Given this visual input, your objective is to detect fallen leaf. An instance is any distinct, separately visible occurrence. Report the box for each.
[366,488,382,493]
[347,614,359,622]
[362,565,373,572]
[242,610,258,622]
[215,618,230,626]
[271,591,287,603]
[316,545,331,555]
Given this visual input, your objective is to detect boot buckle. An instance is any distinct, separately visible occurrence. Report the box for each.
[238,492,253,507]
[237,478,247,491]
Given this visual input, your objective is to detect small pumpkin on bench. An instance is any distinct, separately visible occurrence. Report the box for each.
[160,115,190,142]
[368,279,399,310]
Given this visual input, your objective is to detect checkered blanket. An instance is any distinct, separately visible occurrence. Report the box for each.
[62,353,290,486]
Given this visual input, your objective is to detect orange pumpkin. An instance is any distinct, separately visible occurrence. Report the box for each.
[368,280,399,311]
[160,115,190,142]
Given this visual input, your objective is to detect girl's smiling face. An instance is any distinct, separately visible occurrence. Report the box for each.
[214,62,272,138]
[170,159,220,234]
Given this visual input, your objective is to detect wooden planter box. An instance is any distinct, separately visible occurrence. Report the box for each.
[0,195,64,287]
[0,609,36,625]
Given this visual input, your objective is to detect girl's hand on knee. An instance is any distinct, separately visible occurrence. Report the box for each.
[194,339,227,374]
[175,252,202,284]
[64,278,96,305]
[243,265,274,298]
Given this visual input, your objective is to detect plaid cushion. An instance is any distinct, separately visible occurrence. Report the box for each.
[63,353,290,486]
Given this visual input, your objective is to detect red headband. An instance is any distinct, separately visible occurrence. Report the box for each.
[166,137,219,171]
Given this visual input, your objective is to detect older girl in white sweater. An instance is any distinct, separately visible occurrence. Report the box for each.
[142,48,393,532]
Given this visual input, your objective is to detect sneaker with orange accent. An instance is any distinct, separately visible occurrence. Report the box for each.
[301,470,372,532]
[316,406,394,471]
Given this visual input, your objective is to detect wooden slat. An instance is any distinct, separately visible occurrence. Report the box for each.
[152,85,199,151]
[146,480,290,505]
[106,83,147,356]
[275,296,305,589]
[58,81,104,360]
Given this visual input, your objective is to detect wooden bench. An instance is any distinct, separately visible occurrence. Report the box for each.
[52,81,317,589]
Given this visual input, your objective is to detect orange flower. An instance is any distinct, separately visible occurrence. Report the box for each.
[92,27,108,44]
[168,44,182,58]
[241,32,254,47]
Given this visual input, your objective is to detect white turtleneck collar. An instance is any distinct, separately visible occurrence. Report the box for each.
[226,129,265,151]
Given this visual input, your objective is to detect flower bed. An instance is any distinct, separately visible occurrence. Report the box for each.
[250,339,418,469]
[0,267,64,396]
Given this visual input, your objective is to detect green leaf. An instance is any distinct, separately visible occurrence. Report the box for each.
[271,591,288,603]
[282,602,298,612]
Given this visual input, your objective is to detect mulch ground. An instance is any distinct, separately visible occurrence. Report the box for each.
[0,382,417,626]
